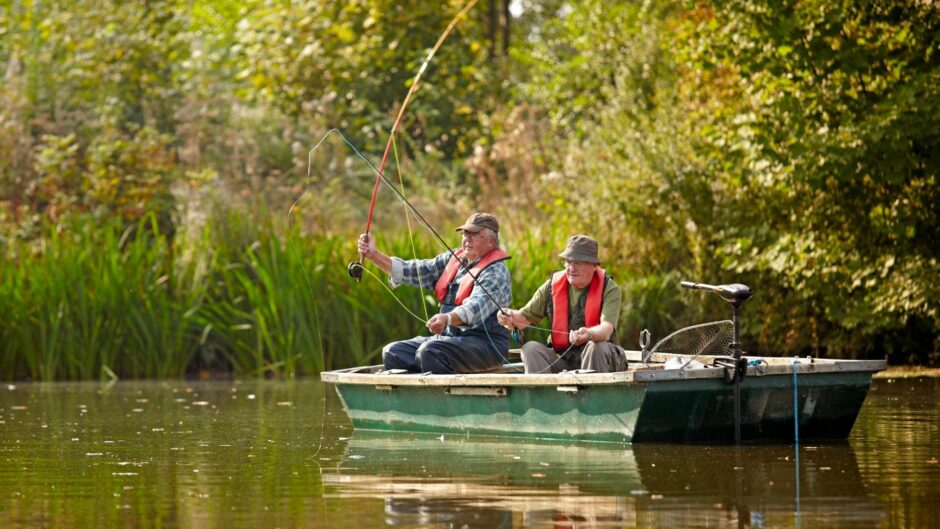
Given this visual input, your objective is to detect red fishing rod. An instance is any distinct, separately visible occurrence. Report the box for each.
[348,0,479,281]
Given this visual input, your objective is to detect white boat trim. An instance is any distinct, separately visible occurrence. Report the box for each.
[320,350,887,387]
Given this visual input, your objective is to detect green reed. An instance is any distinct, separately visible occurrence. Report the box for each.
[0,208,687,381]
[1,218,207,380]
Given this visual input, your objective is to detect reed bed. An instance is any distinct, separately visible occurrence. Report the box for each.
[0,210,687,381]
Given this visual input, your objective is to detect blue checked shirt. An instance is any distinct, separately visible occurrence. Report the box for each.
[389,249,512,329]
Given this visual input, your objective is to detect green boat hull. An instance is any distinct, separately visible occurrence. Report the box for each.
[336,382,646,443]
[631,371,873,443]
[324,355,884,444]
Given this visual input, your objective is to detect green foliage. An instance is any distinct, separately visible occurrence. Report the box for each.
[677,0,940,359]
[27,124,180,234]
[512,0,678,137]
[233,0,502,159]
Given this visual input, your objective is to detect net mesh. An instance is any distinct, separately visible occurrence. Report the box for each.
[645,320,734,362]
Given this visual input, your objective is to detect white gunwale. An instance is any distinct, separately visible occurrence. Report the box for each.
[320,350,887,387]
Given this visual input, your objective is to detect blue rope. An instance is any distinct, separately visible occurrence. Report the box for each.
[793,360,800,445]
[793,360,801,522]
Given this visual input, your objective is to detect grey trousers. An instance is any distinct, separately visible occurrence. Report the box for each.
[520,341,627,374]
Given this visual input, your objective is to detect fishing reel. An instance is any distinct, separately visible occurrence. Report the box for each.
[347,260,363,282]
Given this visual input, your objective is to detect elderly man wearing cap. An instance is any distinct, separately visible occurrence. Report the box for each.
[497,235,626,373]
[357,213,512,374]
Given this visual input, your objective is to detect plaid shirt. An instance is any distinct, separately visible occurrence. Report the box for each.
[390,249,512,329]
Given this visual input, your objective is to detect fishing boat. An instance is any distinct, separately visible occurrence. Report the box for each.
[321,282,886,444]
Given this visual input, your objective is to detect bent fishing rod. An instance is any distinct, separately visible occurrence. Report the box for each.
[349,0,479,282]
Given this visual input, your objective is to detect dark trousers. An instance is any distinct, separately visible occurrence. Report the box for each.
[382,333,508,374]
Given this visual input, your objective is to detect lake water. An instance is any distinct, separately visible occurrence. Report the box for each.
[0,376,937,528]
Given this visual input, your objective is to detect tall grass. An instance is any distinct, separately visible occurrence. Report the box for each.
[0,207,695,381]
[0,218,200,380]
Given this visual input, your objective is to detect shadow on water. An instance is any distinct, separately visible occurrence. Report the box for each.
[324,431,886,528]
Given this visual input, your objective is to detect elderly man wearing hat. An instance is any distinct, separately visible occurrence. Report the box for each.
[497,235,626,373]
[357,213,512,374]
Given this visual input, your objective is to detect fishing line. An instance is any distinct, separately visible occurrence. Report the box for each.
[310,379,331,458]
[360,265,430,324]
[287,130,353,461]
[286,135,337,372]
[284,228,324,371]
[391,134,430,321]
[290,130,429,329]
[529,342,580,374]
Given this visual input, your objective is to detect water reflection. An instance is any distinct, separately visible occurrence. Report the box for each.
[325,433,886,528]
[327,433,641,527]
[4,378,936,528]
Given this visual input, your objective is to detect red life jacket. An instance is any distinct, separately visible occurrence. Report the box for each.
[551,268,605,350]
[433,248,511,306]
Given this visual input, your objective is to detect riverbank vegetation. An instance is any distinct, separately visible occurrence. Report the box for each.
[1,0,937,380]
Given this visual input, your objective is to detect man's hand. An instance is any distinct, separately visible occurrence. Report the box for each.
[569,327,594,346]
[355,233,393,275]
[497,308,528,331]
[427,313,450,335]
[496,308,515,329]
[357,233,376,259]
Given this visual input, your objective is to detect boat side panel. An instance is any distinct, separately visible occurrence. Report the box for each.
[334,383,646,443]
[632,371,874,443]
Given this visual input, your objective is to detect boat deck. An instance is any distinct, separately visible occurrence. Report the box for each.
[321,350,887,387]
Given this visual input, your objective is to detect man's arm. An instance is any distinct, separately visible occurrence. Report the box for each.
[571,321,615,345]
[359,234,450,290]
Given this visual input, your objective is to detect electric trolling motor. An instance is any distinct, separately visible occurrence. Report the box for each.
[680,281,752,383]
[681,280,753,444]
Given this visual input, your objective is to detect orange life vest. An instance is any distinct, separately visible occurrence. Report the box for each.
[433,248,511,306]
[550,268,605,350]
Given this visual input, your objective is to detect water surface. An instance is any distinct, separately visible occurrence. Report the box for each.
[1,376,937,528]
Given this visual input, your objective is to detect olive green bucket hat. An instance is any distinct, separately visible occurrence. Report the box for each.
[558,235,600,264]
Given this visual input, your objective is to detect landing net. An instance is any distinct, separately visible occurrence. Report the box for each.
[644,320,734,363]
